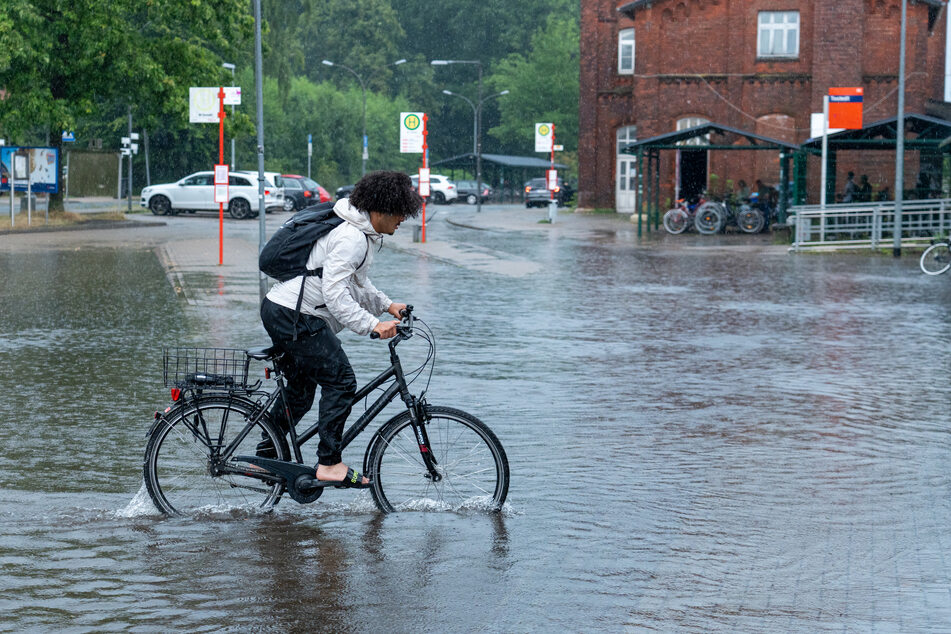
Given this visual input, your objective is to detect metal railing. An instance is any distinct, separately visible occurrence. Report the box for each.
[789,198,951,251]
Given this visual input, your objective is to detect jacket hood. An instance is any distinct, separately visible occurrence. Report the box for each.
[335,198,380,239]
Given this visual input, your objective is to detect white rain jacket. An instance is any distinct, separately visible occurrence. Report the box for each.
[265,198,391,336]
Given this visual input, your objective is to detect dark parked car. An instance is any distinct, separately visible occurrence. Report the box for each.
[524,177,573,208]
[335,184,355,201]
[282,174,331,211]
[455,180,493,205]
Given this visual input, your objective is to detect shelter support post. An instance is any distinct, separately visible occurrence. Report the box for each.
[827,151,838,205]
[645,152,653,232]
[778,152,789,223]
[653,150,660,230]
[636,147,644,237]
[794,152,807,205]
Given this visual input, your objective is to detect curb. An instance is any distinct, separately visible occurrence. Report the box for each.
[0,219,166,236]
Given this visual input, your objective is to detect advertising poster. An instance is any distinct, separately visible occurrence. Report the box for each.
[0,147,60,193]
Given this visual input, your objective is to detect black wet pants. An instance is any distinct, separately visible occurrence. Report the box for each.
[260,298,357,466]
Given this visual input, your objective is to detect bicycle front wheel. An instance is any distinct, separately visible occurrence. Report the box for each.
[365,406,509,513]
[920,242,951,275]
[695,202,723,234]
[144,396,288,515]
[663,209,689,234]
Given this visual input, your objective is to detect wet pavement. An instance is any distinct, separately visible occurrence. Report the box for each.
[1,204,950,631]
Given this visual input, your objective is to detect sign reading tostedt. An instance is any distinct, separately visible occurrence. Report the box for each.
[535,123,553,152]
[400,112,425,153]
[828,87,864,130]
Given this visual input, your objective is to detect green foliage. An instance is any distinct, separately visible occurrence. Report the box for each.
[486,16,580,155]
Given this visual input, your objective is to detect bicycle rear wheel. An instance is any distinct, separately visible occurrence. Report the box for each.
[144,396,288,515]
[736,205,765,233]
[920,242,951,275]
[365,406,509,513]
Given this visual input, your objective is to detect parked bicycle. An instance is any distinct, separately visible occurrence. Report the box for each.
[694,195,769,234]
[920,237,951,275]
[143,306,509,515]
[662,197,701,234]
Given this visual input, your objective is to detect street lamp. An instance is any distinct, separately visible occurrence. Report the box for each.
[322,58,407,177]
[222,62,236,170]
[432,59,505,213]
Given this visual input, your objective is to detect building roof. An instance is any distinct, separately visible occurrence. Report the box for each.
[617,0,944,19]
[800,113,951,151]
[621,122,800,152]
[430,153,567,170]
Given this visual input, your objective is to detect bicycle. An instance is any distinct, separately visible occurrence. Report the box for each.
[920,237,951,275]
[662,197,700,234]
[143,306,509,515]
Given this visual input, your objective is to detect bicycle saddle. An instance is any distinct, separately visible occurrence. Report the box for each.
[246,345,280,361]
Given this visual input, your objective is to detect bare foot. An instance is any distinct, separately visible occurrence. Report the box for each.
[316,462,369,484]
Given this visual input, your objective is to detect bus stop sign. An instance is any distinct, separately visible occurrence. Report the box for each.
[828,87,863,130]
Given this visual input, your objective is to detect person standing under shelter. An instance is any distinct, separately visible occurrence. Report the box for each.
[842,171,857,203]
[857,175,872,202]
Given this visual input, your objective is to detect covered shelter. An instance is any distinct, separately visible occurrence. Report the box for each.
[621,123,801,235]
[800,113,951,202]
[430,153,568,203]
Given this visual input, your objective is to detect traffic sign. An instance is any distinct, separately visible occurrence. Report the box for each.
[61,132,75,143]
[828,87,863,130]
[535,123,553,152]
[400,112,424,153]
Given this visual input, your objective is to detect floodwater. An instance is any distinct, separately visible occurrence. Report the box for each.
[2,212,951,631]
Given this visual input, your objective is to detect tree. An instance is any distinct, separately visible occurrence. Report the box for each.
[0,0,253,210]
[486,16,579,156]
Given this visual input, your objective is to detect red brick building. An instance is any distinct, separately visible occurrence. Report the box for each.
[578,0,949,211]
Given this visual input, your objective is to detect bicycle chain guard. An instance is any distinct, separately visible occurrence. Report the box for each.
[234,455,324,504]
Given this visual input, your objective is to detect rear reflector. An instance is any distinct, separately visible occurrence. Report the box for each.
[170,388,181,401]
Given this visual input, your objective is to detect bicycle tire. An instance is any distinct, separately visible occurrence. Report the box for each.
[144,396,289,515]
[921,242,951,275]
[663,209,689,234]
[736,206,765,234]
[695,202,723,234]
[364,405,509,513]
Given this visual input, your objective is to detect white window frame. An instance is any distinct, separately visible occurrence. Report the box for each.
[618,28,635,75]
[757,11,800,58]
[616,125,637,155]
[676,117,710,146]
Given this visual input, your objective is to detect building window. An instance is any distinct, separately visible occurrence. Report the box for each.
[618,29,635,74]
[676,117,710,146]
[758,11,799,58]
[616,125,637,154]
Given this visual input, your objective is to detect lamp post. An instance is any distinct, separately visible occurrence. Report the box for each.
[440,87,509,213]
[322,58,407,177]
[222,62,236,170]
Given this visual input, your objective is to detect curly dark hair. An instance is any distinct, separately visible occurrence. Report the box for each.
[349,170,422,219]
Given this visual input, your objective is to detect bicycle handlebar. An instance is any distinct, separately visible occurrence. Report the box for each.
[370,304,414,339]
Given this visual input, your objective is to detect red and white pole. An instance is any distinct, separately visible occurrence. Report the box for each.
[217,86,226,266]
[421,113,428,243]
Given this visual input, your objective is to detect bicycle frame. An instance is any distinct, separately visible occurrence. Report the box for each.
[179,329,438,480]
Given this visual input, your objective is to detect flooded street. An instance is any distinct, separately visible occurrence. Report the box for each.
[2,208,951,631]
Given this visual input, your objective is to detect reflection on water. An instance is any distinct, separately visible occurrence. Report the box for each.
[3,229,951,630]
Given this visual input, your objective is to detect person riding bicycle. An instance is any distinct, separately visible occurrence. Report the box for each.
[258,170,421,488]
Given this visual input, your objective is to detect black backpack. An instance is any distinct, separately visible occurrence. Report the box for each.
[259,201,368,338]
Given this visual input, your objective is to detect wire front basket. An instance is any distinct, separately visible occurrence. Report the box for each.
[163,347,253,389]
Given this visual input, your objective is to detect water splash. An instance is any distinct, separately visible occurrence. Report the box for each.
[114,481,160,518]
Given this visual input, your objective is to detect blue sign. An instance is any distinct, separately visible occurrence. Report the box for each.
[61,131,76,142]
[0,147,60,193]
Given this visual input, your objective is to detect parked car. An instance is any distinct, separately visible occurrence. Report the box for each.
[282,174,331,211]
[524,177,573,208]
[455,180,493,205]
[335,184,355,201]
[140,171,282,219]
[235,170,285,213]
[410,173,458,204]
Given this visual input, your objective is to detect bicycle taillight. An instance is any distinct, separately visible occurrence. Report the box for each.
[265,367,271,379]
[170,388,181,401]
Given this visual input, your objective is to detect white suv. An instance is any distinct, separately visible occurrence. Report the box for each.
[410,173,458,204]
[140,171,284,219]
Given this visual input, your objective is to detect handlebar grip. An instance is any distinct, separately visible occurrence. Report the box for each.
[370,332,380,339]
[400,304,414,318]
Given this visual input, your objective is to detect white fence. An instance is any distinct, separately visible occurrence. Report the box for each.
[789,198,951,251]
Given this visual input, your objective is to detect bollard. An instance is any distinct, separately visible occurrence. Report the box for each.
[412,224,422,243]
[548,199,557,223]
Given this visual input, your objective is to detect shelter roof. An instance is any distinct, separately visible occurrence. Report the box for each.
[620,122,799,153]
[431,153,567,170]
[800,113,951,151]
